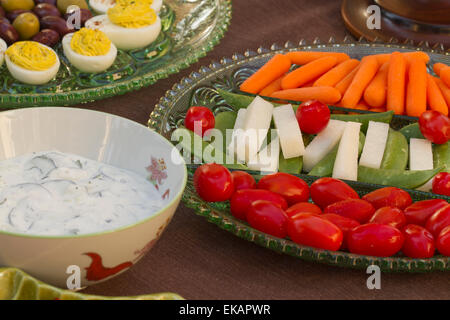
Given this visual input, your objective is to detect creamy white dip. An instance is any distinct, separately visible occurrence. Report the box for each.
[0,151,165,236]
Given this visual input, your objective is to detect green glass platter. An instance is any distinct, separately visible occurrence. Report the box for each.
[0,0,232,108]
[0,268,184,300]
[148,38,450,272]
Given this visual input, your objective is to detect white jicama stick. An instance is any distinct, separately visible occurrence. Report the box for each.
[410,138,433,170]
[242,96,274,161]
[247,133,280,173]
[303,119,346,172]
[227,108,247,162]
[359,121,390,169]
[332,121,361,181]
[272,104,305,159]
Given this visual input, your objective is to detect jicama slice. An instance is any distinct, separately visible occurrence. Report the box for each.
[359,121,389,169]
[273,104,305,159]
[332,121,361,181]
[409,138,433,171]
[242,96,274,161]
[247,133,280,173]
[303,119,346,172]
[227,108,247,162]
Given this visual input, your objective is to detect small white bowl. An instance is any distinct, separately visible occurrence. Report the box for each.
[0,107,187,289]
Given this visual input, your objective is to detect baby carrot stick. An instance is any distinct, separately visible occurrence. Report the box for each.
[313,59,360,87]
[369,107,387,113]
[374,51,430,65]
[387,52,407,114]
[435,77,450,110]
[441,67,450,88]
[341,56,379,108]
[433,63,447,76]
[427,75,448,116]
[406,58,427,117]
[240,54,291,94]
[259,76,283,97]
[285,51,349,65]
[363,61,389,107]
[281,56,338,90]
[354,100,369,111]
[334,64,360,95]
[270,86,342,104]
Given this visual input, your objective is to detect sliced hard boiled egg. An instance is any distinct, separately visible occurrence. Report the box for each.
[5,41,60,85]
[0,38,6,67]
[62,28,117,73]
[85,11,161,51]
[89,0,163,14]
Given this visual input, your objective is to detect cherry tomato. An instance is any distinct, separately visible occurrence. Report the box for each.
[362,187,412,210]
[369,206,407,229]
[324,199,375,223]
[247,200,289,238]
[401,224,435,258]
[425,204,450,237]
[436,226,450,257]
[257,172,309,206]
[321,213,360,249]
[231,171,256,191]
[418,110,450,144]
[310,177,359,209]
[432,172,450,196]
[184,106,215,137]
[295,100,330,134]
[285,202,322,218]
[404,199,448,226]
[347,223,404,257]
[194,163,234,202]
[287,215,343,251]
[230,189,288,221]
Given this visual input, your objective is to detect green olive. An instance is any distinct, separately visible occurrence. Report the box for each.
[0,0,35,12]
[56,0,88,14]
[12,12,40,40]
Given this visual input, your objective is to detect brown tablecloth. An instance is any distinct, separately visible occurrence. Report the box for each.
[82,0,449,299]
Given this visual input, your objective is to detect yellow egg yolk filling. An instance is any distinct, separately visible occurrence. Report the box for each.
[70,28,112,56]
[108,1,157,28]
[5,41,56,71]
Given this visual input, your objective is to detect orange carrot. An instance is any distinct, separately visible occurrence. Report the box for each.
[334,64,360,95]
[259,76,283,97]
[369,107,387,113]
[435,77,450,110]
[270,86,342,104]
[285,51,349,65]
[427,75,448,116]
[441,67,450,88]
[353,100,369,111]
[240,54,291,94]
[281,56,338,90]
[433,63,447,76]
[341,56,379,108]
[406,58,427,117]
[387,52,407,115]
[313,59,360,87]
[375,51,430,65]
[363,61,389,108]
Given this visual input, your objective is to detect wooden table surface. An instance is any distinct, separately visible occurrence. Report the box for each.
[82,0,450,299]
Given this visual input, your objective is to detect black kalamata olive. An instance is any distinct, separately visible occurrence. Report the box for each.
[0,20,19,44]
[31,28,60,47]
[40,15,74,36]
[33,3,61,19]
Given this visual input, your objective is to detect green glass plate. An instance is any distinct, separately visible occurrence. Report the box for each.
[0,268,183,300]
[148,39,450,272]
[0,0,232,108]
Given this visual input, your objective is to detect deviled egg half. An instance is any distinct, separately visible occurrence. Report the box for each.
[89,0,163,15]
[0,38,6,67]
[63,28,117,73]
[85,0,161,51]
[5,41,60,85]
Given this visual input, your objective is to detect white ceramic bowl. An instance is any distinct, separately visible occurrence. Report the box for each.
[0,107,187,289]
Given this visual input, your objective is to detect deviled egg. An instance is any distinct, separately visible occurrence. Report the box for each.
[89,0,163,15]
[0,38,6,67]
[5,41,60,85]
[62,28,117,73]
[85,1,161,51]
